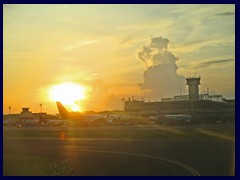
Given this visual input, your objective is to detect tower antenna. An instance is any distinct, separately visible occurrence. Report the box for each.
[180,84,182,96]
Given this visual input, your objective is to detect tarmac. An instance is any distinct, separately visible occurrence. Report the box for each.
[3,124,235,176]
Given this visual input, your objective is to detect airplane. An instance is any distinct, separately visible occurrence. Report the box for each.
[56,101,120,126]
[149,114,192,125]
[42,119,66,126]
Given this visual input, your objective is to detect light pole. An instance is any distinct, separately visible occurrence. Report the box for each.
[39,104,43,124]
[40,104,42,113]
[8,106,11,114]
[121,98,125,111]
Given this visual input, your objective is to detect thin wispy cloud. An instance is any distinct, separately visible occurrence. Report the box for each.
[172,35,234,55]
[196,58,234,68]
[119,35,133,46]
[63,5,70,8]
[64,40,97,51]
[181,58,234,69]
[216,12,235,17]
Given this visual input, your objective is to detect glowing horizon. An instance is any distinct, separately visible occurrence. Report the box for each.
[3,4,235,114]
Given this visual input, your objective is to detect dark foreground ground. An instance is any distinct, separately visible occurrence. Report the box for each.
[3,124,235,176]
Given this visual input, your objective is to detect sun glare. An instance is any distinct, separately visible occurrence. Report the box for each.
[49,82,87,111]
[71,104,81,112]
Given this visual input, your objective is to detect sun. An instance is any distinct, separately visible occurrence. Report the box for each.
[49,82,87,111]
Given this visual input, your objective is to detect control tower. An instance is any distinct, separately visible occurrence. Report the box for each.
[186,77,201,101]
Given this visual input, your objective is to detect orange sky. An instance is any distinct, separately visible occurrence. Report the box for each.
[3,4,235,114]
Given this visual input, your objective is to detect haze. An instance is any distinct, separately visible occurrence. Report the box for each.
[3,4,235,114]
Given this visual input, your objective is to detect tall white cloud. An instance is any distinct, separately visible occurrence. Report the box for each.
[137,36,187,99]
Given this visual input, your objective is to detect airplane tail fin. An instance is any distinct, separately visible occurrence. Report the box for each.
[56,102,69,119]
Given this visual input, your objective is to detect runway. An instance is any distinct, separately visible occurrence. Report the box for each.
[3,124,235,176]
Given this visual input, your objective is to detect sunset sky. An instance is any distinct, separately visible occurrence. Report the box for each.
[3,4,235,114]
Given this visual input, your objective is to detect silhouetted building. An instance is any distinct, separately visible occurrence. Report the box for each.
[3,107,59,126]
[124,77,235,123]
[186,77,201,101]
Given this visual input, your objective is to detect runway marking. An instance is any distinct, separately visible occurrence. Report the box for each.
[3,137,230,141]
[197,129,235,142]
[30,146,201,176]
[74,149,201,176]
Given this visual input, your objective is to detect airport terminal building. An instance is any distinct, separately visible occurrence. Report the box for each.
[3,107,59,126]
[124,77,235,123]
